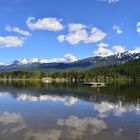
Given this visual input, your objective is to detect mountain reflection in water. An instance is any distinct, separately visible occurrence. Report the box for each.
[0,81,140,140]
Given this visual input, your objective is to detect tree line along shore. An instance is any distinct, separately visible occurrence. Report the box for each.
[0,58,140,82]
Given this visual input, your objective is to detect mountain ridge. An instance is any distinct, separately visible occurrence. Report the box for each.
[0,49,140,71]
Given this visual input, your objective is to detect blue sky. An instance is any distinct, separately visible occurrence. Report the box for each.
[0,0,140,62]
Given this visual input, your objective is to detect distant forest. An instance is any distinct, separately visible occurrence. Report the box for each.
[0,58,140,82]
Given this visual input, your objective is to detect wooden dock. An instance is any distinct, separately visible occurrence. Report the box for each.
[82,82,106,87]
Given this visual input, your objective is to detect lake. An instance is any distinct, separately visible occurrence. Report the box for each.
[0,81,140,140]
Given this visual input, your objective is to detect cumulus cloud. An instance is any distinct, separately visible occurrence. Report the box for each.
[5,26,31,37]
[26,17,63,31]
[65,30,88,45]
[113,25,123,34]
[94,44,126,57]
[0,36,24,48]
[58,24,106,45]
[94,46,113,57]
[64,53,78,62]
[57,116,107,139]
[97,42,109,47]
[136,22,140,33]
[97,0,120,4]
[107,0,120,3]
[112,45,125,54]
[85,27,107,43]
[57,35,65,42]
[68,23,86,32]
[128,47,140,54]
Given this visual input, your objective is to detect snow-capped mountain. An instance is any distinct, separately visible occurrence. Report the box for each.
[11,58,67,66]
[0,53,78,67]
[0,63,5,66]
[127,48,140,55]
[0,49,140,71]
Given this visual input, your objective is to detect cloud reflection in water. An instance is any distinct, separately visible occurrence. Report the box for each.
[57,116,107,139]
[94,100,140,118]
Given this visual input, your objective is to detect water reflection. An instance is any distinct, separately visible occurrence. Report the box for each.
[0,111,107,140]
[94,100,140,118]
[0,81,140,140]
[0,112,26,138]
[57,116,107,139]
[0,91,78,106]
[0,111,62,140]
[24,129,62,140]
[16,94,78,106]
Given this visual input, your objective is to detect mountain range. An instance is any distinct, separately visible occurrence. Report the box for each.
[0,49,140,71]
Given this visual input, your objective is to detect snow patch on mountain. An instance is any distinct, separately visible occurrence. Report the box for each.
[0,49,140,68]
[15,58,67,65]
[128,48,140,54]
[0,53,78,66]
[0,63,5,66]
[95,48,140,58]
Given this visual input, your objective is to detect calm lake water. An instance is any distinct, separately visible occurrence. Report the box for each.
[0,81,140,140]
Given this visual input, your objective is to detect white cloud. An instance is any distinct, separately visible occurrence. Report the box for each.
[108,0,120,3]
[94,44,126,57]
[94,46,113,57]
[137,22,140,27]
[0,36,24,48]
[66,30,88,45]
[5,26,31,37]
[57,24,106,45]
[128,47,140,54]
[112,45,125,54]
[57,35,65,42]
[26,17,63,31]
[113,25,123,34]
[68,23,86,32]
[85,27,107,43]
[136,22,140,33]
[97,43,109,47]
[97,0,120,4]
[64,53,78,62]
[40,53,78,63]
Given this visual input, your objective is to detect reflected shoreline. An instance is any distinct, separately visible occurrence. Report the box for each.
[0,81,140,140]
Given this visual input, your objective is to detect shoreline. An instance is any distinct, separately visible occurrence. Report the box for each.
[0,79,43,81]
[0,78,135,83]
